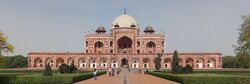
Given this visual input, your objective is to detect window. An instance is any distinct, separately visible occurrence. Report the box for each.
[149,44,153,48]
[137,50,140,54]
[162,41,164,47]
[110,50,113,53]
[86,50,88,53]
[97,44,102,48]
[86,41,88,47]
[98,51,101,53]
[149,51,152,53]
[123,44,127,48]
[137,41,140,47]
[82,64,85,67]
[110,41,113,47]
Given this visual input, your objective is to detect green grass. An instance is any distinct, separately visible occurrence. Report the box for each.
[0,70,106,84]
[147,71,250,84]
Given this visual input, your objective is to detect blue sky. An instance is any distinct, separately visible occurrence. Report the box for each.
[1,0,250,56]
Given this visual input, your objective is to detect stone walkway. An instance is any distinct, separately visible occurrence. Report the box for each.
[74,69,179,84]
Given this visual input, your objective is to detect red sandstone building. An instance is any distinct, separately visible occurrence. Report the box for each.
[28,12,222,70]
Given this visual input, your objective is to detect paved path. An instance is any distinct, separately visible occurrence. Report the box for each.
[74,69,179,84]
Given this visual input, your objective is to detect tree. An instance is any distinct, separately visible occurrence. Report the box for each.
[235,15,250,68]
[43,63,53,76]
[154,53,162,71]
[171,50,182,74]
[0,55,27,68]
[11,55,27,68]
[0,32,14,65]
[0,32,14,56]
[0,56,5,66]
[222,56,239,68]
[58,63,70,73]
[69,62,77,73]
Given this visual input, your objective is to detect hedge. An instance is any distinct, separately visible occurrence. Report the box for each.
[0,71,106,84]
[147,71,250,84]
[160,70,250,74]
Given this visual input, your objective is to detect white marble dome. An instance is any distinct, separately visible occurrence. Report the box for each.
[112,14,138,28]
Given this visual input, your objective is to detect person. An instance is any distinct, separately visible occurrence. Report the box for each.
[108,68,111,76]
[111,68,115,76]
[139,69,142,74]
[144,69,148,75]
[93,69,97,80]
[117,68,120,74]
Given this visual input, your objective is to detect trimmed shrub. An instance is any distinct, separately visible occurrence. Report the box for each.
[43,63,53,76]
[183,64,193,74]
[172,50,181,74]
[154,53,162,71]
[69,63,77,73]
[58,63,70,73]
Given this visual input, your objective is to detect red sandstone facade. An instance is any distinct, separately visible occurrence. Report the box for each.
[28,12,222,70]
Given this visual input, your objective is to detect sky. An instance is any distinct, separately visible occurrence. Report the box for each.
[1,0,250,56]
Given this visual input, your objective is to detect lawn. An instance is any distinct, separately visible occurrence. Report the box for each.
[0,70,106,84]
[147,70,250,84]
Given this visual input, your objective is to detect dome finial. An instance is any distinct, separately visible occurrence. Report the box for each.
[124,8,127,14]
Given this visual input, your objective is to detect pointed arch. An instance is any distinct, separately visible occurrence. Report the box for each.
[34,57,42,68]
[117,36,133,53]
[78,58,86,68]
[164,58,171,68]
[94,41,104,53]
[196,58,204,68]
[100,58,108,68]
[111,58,118,68]
[146,41,156,53]
[142,58,150,69]
[56,58,64,67]
[208,58,216,68]
[186,58,194,67]
[45,57,53,67]
[89,58,97,68]
[132,58,139,68]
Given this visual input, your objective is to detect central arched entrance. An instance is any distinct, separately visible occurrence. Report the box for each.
[121,58,128,67]
[117,36,133,54]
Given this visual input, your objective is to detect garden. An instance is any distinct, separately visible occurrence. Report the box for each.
[147,70,250,84]
[148,50,250,84]
[0,69,106,84]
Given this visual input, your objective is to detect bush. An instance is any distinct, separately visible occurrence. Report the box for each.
[147,71,250,84]
[43,63,53,76]
[58,63,70,73]
[183,64,193,74]
[154,53,162,71]
[0,71,106,84]
[172,50,181,74]
[69,63,77,73]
